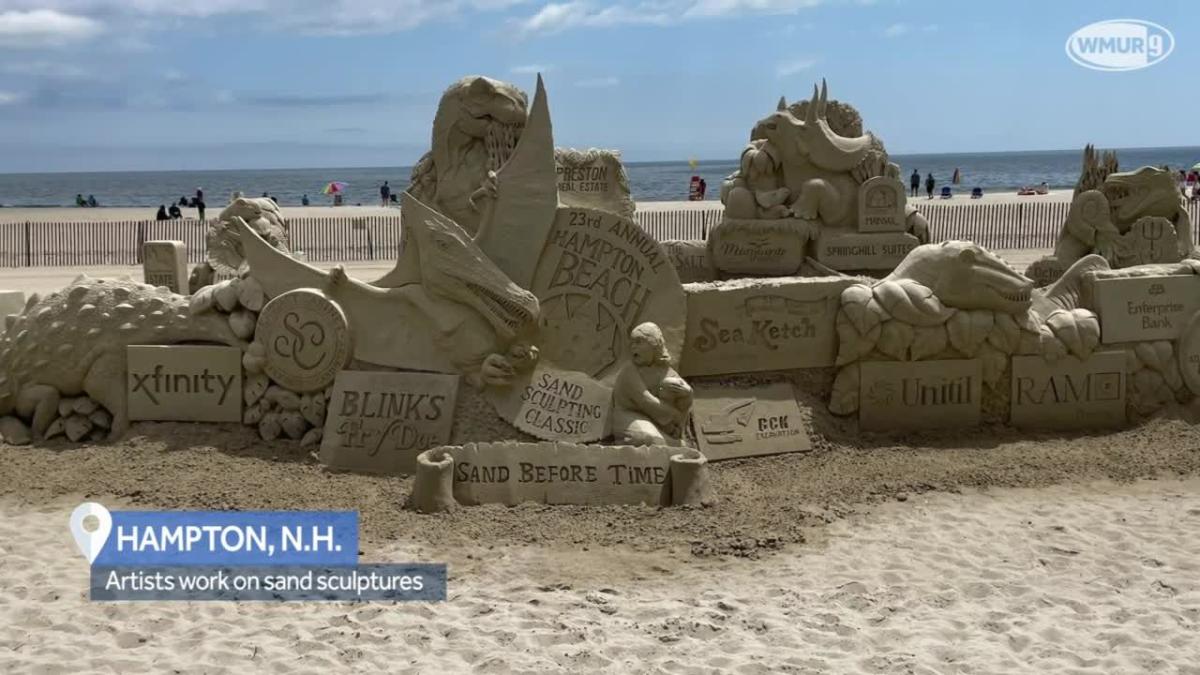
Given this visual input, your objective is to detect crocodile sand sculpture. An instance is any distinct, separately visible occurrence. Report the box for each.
[0,276,242,440]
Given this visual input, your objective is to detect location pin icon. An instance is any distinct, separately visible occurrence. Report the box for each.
[69,502,113,564]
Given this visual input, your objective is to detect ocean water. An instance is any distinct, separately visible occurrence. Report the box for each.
[0,147,1197,208]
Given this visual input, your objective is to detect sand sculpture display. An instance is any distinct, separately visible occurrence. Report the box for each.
[7,72,1200,515]
[1027,146,1195,286]
[712,80,929,276]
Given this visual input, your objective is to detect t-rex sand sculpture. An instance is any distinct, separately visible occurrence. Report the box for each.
[1055,166,1194,267]
[407,76,530,236]
[0,277,242,440]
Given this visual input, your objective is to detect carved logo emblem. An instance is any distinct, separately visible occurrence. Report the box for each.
[257,289,353,392]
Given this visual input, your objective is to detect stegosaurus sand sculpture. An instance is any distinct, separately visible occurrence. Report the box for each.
[0,276,242,441]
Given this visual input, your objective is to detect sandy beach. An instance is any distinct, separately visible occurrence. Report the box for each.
[3,408,1200,671]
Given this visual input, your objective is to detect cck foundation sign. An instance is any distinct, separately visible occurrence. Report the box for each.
[1066,20,1173,72]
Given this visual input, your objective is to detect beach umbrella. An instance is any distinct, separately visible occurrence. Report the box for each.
[1191,162,1200,171]
[688,157,698,170]
[321,181,348,195]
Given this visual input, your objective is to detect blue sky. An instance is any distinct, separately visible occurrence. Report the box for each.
[0,0,1194,171]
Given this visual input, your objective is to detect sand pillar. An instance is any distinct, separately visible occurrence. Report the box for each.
[410,448,457,513]
[669,448,710,506]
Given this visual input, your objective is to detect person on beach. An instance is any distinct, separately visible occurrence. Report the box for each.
[155,205,169,221]
[380,181,391,206]
[925,173,935,199]
[169,203,182,219]
[302,193,310,206]
[910,169,920,197]
[75,194,86,207]
[196,198,206,223]
[179,196,188,207]
[698,178,707,200]
[195,187,204,203]
[87,195,97,207]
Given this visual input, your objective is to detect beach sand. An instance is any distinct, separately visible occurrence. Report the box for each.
[2,412,1200,672]
[1,478,1198,673]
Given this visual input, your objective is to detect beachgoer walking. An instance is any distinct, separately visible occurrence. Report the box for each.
[910,170,920,197]
[380,181,391,206]
[925,173,935,200]
[196,198,206,223]
[698,178,707,200]
[195,187,204,204]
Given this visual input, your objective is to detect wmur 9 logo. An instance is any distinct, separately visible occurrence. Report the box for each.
[1066,19,1174,72]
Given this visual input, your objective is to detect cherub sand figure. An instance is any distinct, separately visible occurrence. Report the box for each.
[612,322,693,447]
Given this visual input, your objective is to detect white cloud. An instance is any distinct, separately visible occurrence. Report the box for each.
[0,60,88,78]
[883,22,936,37]
[0,9,103,48]
[512,0,827,37]
[775,57,817,78]
[0,90,28,105]
[575,76,619,88]
[510,64,553,74]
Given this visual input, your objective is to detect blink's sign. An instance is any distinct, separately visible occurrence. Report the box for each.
[1066,20,1173,72]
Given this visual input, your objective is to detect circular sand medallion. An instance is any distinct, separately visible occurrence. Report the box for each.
[256,289,352,392]
[1178,310,1200,397]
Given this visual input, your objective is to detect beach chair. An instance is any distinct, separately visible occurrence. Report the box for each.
[940,186,952,199]
[971,187,983,199]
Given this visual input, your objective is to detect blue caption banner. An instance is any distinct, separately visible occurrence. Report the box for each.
[94,511,358,566]
[90,564,446,602]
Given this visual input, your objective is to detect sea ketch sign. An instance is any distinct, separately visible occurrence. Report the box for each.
[1066,20,1174,72]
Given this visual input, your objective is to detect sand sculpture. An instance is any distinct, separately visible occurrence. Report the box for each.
[712,80,929,276]
[1027,147,1195,286]
[9,72,1200,515]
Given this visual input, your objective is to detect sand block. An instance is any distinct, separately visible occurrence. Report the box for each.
[0,290,25,321]
[858,176,907,233]
[1010,351,1125,429]
[859,359,982,431]
[661,240,715,283]
[1179,311,1200,396]
[320,370,459,475]
[446,441,673,506]
[692,381,810,461]
[143,240,187,293]
[680,276,853,376]
[256,289,353,392]
[486,364,611,442]
[555,149,635,218]
[707,218,815,276]
[531,206,684,379]
[127,345,241,422]
[1117,217,1180,267]
[816,231,919,271]
[1092,275,1200,343]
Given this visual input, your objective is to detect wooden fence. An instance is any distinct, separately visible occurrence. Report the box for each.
[3,202,1199,267]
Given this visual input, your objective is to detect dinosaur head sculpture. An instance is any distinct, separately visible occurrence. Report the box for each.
[886,241,1034,314]
[751,79,875,173]
[400,193,539,343]
[1102,166,1183,223]
[436,76,529,171]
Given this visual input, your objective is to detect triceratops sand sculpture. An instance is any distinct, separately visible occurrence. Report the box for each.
[706,80,930,277]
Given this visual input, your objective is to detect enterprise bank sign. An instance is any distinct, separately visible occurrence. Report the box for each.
[1067,20,1174,71]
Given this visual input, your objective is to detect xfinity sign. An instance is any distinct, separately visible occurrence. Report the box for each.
[1066,20,1174,72]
